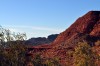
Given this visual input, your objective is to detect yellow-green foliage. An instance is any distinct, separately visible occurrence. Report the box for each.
[0,26,27,66]
[44,57,61,66]
[0,43,27,66]
[95,40,100,46]
[32,54,61,66]
[32,54,43,66]
[74,42,97,66]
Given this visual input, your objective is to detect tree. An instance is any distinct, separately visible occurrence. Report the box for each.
[44,57,61,66]
[73,42,97,66]
[0,26,27,66]
[32,54,43,66]
[95,40,100,46]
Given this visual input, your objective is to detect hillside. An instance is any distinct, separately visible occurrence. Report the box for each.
[27,11,100,66]
[25,34,59,46]
[52,11,100,47]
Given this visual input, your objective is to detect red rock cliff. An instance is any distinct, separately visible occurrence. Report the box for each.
[51,11,100,48]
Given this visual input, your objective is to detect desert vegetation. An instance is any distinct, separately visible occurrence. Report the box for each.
[73,42,98,66]
[0,26,27,66]
[0,26,100,66]
[0,26,61,66]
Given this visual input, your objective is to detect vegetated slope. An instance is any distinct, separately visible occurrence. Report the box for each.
[45,11,100,58]
[27,11,100,66]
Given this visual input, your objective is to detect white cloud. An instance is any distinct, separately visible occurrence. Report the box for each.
[8,28,19,32]
[2,25,64,32]
[32,26,63,32]
[2,25,65,39]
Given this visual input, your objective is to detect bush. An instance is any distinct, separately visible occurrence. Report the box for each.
[73,42,97,66]
[95,40,100,46]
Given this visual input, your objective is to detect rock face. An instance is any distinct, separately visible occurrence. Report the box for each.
[47,34,59,42]
[51,11,100,48]
[43,11,100,58]
[27,11,100,66]
[26,34,59,46]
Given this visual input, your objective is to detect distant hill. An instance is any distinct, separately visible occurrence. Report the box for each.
[25,34,59,46]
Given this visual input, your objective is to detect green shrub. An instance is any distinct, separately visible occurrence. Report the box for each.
[73,42,97,66]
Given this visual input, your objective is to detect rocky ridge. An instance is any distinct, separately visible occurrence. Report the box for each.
[27,11,100,66]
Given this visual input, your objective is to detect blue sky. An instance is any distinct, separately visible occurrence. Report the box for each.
[0,0,100,39]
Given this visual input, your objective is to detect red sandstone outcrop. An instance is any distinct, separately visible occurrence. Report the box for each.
[27,11,100,66]
[52,11,100,47]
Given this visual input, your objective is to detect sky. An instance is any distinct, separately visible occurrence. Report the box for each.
[0,0,100,39]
